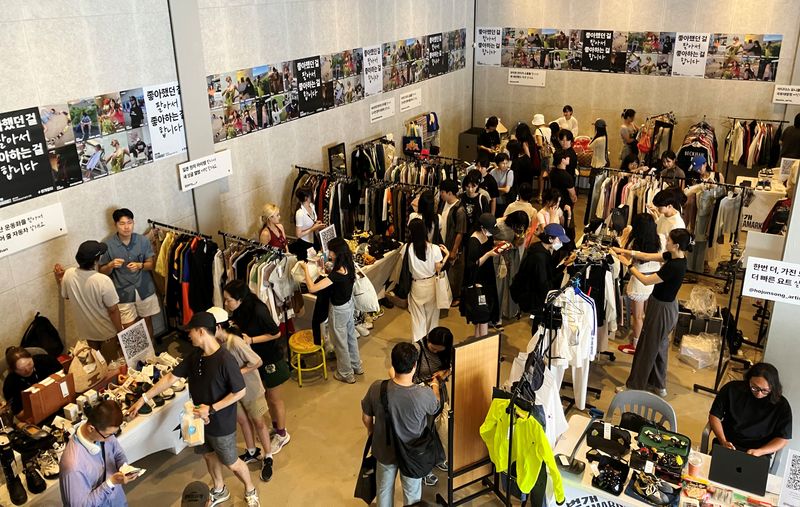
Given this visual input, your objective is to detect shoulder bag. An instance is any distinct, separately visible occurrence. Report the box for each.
[353,434,377,504]
[353,265,380,313]
[434,271,452,310]
[392,245,413,300]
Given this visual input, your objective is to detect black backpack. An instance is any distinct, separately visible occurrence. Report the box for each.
[20,313,64,356]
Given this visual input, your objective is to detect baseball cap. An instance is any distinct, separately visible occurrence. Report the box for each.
[478,213,499,235]
[206,307,229,324]
[544,223,571,243]
[532,113,545,126]
[181,481,210,506]
[75,240,108,263]
[593,118,607,129]
[183,311,216,332]
[691,155,707,169]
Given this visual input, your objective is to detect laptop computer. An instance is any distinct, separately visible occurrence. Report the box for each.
[708,445,770,496]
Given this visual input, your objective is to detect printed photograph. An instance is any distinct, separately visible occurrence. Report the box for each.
[49,145,82,190]
[346,76,364,103]
[281,62,296,92]
[609,51,627,73]
[267,64,285,95]
[543,29,570,49]
[252,65,271,98]
[76,140,108,181]
[568,30,583,51]
[68,98,100,141]
[656,54,673,76]
[240,100,259,133]
[704,55,726,79]
[405,38,424,62]
[321,81,335,109]
[502,28,526,50]
[612,31,628,52]
[549,49,570,70]
[344,48,364,76]
[210,107,227,143]
[39,104,74,149]
[266,93,290,125]
[659,32,676,54]
[383,64,403,92]
[207,74,222,108]
[285,89,299,120]
[762,34,782,58]
[255,98,272,129]
[523,29,544,49]
[321,55,334,82]
[120,88,146,129]
[95,93,126,135]
[126,127,153,166]
[100,131,133,174]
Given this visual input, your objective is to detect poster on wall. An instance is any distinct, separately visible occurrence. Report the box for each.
[383,38,423,92]
[581,30,613,71]
[672,33,709,78]
[120,88,147,130]
[706,33,781,80]
[328,49,364,108]
[143,81,187,160]
[627,31,673,76]
[0,107,56,208]
[294,56,324,117]
[0,202,68,259]
[49,145,82,190]
[475,27,502,66]
[68,98,100,142]
[426,33,447,76]
[363,45,383,97]
[447,28,467,72]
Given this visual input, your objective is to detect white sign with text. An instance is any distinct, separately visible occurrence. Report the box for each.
[178,150,233,191]
[399,89,422,112]
[475,27,502,66]
[773,85,800,105]
[0,202,67,259]
[369,98,396,123]
[507,68,546,87]
[743,257,800,305]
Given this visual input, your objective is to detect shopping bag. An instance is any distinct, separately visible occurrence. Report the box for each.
[354,435,377,504]
[353,266,380,313]
[392,245,413,300]
[463,285,491,323]
[434,271,452,310]
[69,341,108,393]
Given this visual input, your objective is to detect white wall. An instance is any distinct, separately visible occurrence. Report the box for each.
[473,0,800,165]
[0,1,194,350]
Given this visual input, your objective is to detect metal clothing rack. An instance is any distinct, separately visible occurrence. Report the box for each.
[722,116,790,181]
[295,164,354,181]
[354,134,391,150]
[147,219,212,239]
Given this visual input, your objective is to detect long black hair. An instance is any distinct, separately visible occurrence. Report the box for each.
[668,228,694,252]
[628,213,660,253]
[409,218,428,261]
[515,122,535,151]
[417,190,436,233]
[224,279,263,330]
[422,327,453,371]
[328,237,355,280]
[745,362,784,404]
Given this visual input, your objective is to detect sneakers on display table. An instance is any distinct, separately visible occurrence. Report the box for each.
[239,447,262,464]
[38,450,60,479]
[0,434,26,505]
[261,457,273,482]
[270,432,291,455]
[24,461,46,494]
[209,485,231,507]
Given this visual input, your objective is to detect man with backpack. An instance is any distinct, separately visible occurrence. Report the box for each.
[361,343,440,507]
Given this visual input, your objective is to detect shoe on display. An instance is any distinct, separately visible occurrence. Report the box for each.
[138,402,153,416]
[172,378,187,392]
[245,488,261,507]
[38,450,59,479]
[24,461,46,494]
[161,388,175,400]
[424,472,439,486]
[355,324,370,337]
[632,473,670,505]
[333,371,356,384]
[7,473,27,505]
[239,447,262,464]
[209,485,231,507]
[260,457,273,482]
[152,395,165,407]
[270,432,291,455]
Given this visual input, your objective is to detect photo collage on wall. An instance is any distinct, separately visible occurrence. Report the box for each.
[0,80,184,210]
[207,28,468,144]
[492,26,780,81]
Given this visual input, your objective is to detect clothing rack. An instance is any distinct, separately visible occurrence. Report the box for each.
[369,178,435,191]
[217,230,284,256]
[722,116,790,180]
[295,164,354,182]
[354,134,391,150]
[146,219,212,240]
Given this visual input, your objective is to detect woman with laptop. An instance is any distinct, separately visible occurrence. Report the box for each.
[709,362,792,457]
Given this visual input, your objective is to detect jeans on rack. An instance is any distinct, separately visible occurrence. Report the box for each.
[328,297,362,377]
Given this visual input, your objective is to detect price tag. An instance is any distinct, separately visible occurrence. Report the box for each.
[590,462,601,477]
[603,422,612,440]
[60,381,69,398]
[142,365,155,378]
[559,455,570,467]
[645,460,655,474]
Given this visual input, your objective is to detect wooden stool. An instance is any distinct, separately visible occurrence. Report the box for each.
[288,330,327,387]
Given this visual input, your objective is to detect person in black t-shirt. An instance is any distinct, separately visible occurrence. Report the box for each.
[549,150,576,218]
[475,161,499,215]
[477,116,501,162]
[3,347,63,417]
[459,171,490,233]
[556,129,578,178]
[710,363,792,457]
[613,228,691,396]
[131,312,259,506]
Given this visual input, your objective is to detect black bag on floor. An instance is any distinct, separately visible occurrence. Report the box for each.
[353,435,377,504]
[20,312,63,356]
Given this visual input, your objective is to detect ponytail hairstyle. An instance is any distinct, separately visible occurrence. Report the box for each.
[408,218,428,261]
[621,108,636,120]
[669,228,694,253]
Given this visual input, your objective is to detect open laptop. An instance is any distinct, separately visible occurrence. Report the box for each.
[708,445,770,496]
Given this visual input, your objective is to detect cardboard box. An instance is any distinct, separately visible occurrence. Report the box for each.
[22,372,76,424]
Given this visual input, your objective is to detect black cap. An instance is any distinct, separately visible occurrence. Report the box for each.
[478,213,499,235]
[183,311,216,332]
[181,481,210,506]
[75,240,108,264]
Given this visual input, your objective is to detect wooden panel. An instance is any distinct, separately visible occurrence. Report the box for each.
[451,333,500,489]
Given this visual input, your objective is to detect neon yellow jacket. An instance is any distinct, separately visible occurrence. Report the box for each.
[479,398,565,503]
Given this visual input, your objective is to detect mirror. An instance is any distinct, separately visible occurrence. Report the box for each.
[327,142,346,174]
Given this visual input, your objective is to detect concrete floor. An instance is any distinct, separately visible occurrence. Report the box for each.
[122,192,767,506]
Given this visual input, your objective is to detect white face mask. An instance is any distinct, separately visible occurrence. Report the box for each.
[483,228,493,237]
[552,239,563,251]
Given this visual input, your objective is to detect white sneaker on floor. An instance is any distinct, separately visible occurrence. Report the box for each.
[355,324,370,336]
[209,485,230,507]
[245,488,260,506]
[270,432,291,455]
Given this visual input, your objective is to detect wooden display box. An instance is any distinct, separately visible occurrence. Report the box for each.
[21,372,77,424]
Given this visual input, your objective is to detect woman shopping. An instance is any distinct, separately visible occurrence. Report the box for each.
[619,108,639,163]
[223,280,292,455]
[460,213,501,337]
[613,228,692,396]
[259,203,289,252]
[301,237,364,384]
[291,188,325,260]
[407,219,449,342]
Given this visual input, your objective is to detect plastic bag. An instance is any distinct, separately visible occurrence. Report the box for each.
[181,401,205,447]
[684,287,717,319]
[679,332,721,370]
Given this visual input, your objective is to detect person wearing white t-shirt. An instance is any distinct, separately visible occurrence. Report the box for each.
[407,218,448,342]
[54,241,124,358]
[292,188,325,260]
[556,105,579,138]
[649,189,686,249]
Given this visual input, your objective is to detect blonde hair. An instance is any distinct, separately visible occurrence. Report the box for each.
[261,203,280,226]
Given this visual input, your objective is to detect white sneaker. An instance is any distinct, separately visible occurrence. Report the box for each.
[270,432,291,455]
[355,324,370,337]
[38,451,59,479]
[245,488,260,506]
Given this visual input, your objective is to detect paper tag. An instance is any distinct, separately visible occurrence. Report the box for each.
[590,462,600,477]
[40,376,55,386]
[645,460,655,474]
[559,455,570,466]
[142,365,154,378]
[29,387,39,394]
[60,381,69,398]
[603,422,611,440]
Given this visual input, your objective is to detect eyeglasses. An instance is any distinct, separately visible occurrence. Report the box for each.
[750,383,771,395]
[96,427,122,439]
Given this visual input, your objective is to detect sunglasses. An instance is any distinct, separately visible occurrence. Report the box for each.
[750,383,770,395]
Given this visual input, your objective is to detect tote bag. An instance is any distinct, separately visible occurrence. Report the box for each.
[69,341,108,393]
[353,266,380,313]
[353,435,377,504]
[434,271,452,310]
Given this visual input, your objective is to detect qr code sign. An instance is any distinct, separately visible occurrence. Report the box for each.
[118,320,153,365]
[787,454,800,491]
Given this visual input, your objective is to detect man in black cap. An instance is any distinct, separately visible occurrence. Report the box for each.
[182,481,211,506]
[54,241,124,358]
[130,312,260,507]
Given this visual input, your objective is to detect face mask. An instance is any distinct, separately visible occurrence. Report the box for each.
[483,228,492,237]
[552,239,563,251]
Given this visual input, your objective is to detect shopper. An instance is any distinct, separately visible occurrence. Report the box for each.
[556,105,579,137]
[301,237,364,384]
[549,150,577,215]
[407,219,449,342]
[361,342,440,507]
[60,400,137,506]
[461,213,501,337]
[504,182,537,228]
[130,312,260,507]
[709,362,792,456]
[292,188,325,260]
[619,108,639,163]
[98,208,160,338]
[617,214,661,355]
[54,241,124,359]
[492,153,514,216]
[613,228,692,397]
[477,116,501,161]
[556,129,579,178]
[622,153,640,173]
[3,347,63,418]
[589,119,609,169]
[460,170,490,233]
[531,115,551,201]
[208,306,274,482]
[439,179,467,307]
[409,190,442,243]
[658,151,684,188]
[649,188,686,248]
[507,140,534,199]
[259,203,288,252]
[780,113,800,159]
[182,481,211,507]
[536,189,565,232]
[476,160,499,215]
[223,280,291,454]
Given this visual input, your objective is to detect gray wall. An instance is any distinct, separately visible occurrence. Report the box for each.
[473,0,800,165]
